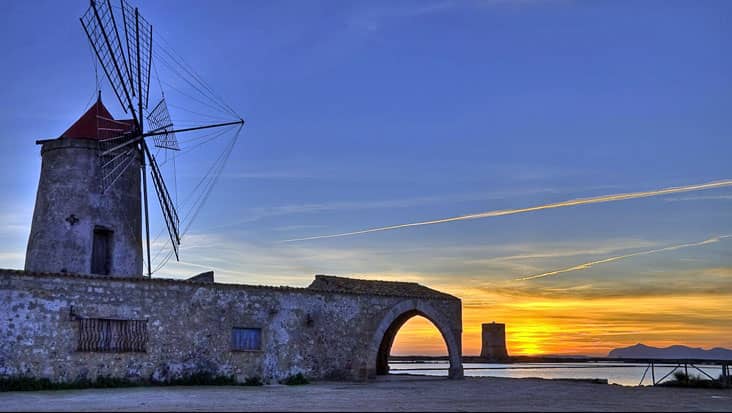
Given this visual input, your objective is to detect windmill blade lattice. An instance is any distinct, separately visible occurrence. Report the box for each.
[81,0,136,121]
[97,114,138,193]
[147,98,179,150]
[121,0,153,110]
[143,143,180,261]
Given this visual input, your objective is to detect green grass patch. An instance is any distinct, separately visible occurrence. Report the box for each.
[244,376,264,386]
[279,373,309,386]
[163,372,238,386]
[0,373,267,392]
[0,376,137,392]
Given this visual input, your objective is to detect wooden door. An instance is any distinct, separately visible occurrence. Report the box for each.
[91,227,112,275]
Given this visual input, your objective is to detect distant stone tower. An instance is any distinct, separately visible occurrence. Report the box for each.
[25,97,143,277]
[480,322,509,361]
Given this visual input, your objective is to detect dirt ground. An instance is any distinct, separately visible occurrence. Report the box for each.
[0,375,730,412]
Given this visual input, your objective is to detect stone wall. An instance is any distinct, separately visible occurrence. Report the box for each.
[0,270,463,383]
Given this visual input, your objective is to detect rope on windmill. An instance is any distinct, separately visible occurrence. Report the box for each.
[152,45,238,119]
[153,31,240,118]
[159,78,232,118]
[143,126,236,269]
[160,125,242,273]
[133,29,244,275]
[167,103,232,122]
[149,124,243,274]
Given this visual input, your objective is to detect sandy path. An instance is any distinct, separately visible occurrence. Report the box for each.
[0,375,729,412]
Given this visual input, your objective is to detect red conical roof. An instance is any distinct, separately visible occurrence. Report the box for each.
[61,95,135,140]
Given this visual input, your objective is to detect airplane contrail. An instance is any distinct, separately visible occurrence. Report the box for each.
[515,235,732,281]
[282,179,732,242]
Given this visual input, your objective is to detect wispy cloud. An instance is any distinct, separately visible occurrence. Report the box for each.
[348,1,456,32]
[283,179,732,242]
[0,209,32,270]
[463,238,659,264]
[150,230,728,297]
[0,211,31,236]
[348,0,553,32]
[0,252,25,262]
[515,235,732,281]
[663,194,732,202]
[205,187,558,230]
[218,170,318,180]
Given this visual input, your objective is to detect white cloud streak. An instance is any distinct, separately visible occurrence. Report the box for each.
[515,235,732,281]
[663,194,732,202]
[283,179,732,242]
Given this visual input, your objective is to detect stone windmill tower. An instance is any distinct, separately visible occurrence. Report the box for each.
[25,96,143,277]
[25,0,243,278]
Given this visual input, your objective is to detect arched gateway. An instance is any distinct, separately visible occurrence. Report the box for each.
[308,275,464,380]
[370,300,464,379]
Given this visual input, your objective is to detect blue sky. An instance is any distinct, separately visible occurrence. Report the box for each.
[1,0,731,354]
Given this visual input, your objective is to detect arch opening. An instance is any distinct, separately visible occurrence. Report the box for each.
[391,315,448,357]
[376,311,449,376]
[368,300,463,379]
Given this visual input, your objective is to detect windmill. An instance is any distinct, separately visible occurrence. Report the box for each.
[80,0,244,276]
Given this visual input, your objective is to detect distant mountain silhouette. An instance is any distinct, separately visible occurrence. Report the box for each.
[608,343,732,360]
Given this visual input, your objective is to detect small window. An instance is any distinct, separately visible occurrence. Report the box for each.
[231,327,262,351]
[91,226,113,275]
[78,318,147,352]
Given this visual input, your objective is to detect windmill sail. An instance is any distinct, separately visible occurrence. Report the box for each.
[97,114,138,193]
[121,0,153,110]
[146,99,179,150]
[81,0,136,122]
[99,138,136,193]
[143,143,181,261]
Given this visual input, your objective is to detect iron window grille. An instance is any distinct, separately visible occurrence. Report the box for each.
[77,318,147,352]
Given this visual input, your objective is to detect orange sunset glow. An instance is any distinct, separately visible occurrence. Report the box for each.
[391,270,732,356]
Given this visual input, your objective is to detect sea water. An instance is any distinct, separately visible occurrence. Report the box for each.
[389,361,725,386]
